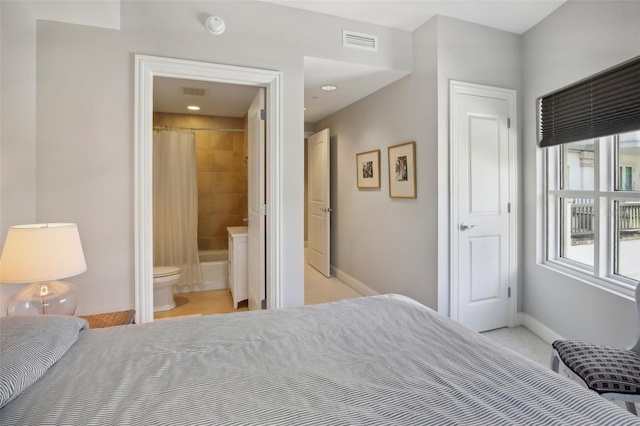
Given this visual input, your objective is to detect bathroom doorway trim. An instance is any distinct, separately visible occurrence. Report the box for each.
[134,55,282,324]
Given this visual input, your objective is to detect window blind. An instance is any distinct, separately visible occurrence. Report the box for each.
[538,56,640,148]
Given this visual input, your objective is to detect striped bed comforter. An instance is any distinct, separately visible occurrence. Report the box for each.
[2,294,639,425]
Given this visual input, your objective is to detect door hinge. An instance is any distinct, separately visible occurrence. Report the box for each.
[507,118,511,128]
[508,202,511,213]
[508,287,511,298]
[260,109,266,120]
[260,204,267,216]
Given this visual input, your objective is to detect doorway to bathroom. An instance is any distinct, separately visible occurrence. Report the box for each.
[151,77,258,320]
[134,55,283,324]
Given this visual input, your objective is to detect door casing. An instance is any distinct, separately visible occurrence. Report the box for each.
[449,80,519,328]
[134,55,282,323]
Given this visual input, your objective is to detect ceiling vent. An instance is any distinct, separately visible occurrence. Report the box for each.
[343,30,378,52]
[181,87,207,96]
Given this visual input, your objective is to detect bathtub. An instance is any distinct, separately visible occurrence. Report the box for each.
[198,249,229,291]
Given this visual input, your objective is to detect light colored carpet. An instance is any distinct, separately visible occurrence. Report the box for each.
[304,258,362,305]
[482,326,551,368]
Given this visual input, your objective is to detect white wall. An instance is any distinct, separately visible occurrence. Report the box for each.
[1,1,412,315]
[316,16,521,311]
[522,1,640,346]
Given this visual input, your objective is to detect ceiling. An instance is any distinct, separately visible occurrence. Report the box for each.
[264,1,566,35]
[155,1,567,125]
[153,77,259,118]
[304,58,410,123]
[153,61,410,125]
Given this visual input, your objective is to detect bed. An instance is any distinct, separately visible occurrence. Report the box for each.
[1,294,638,425]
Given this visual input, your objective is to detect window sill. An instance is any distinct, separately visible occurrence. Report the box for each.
[540,259,636,300]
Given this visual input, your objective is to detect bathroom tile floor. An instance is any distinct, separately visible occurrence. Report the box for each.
[153,289,248,320]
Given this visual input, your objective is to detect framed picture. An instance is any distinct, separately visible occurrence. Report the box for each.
[356,149,381,189]
[388,141,416,198]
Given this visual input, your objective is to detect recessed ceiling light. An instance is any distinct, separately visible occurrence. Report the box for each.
[187,106,200,110]
[321,85,337,91]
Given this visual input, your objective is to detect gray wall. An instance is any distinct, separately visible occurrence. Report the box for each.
[521,1,640,345]
[3,0,639,345]
[433,16,522,314]
[1,3,38,301]
[317,76,434,304]
[317,16,521,311]
[0,1,412,315]
[0,0,122,308]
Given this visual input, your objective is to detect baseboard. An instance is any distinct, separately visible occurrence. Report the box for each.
[330,265,379,297]
[200,280,228,291]
[155,314,202,321]
[176,279,228,293]
[517,312,565,345]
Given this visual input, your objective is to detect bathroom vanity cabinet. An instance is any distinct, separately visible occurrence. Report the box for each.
[227,226,248,309]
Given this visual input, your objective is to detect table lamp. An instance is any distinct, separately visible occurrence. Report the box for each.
[0,223,87,316]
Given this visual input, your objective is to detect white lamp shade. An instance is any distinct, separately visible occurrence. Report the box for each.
[0,223,87,283]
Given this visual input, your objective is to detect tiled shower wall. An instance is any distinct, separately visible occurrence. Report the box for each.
[153,112,248,251]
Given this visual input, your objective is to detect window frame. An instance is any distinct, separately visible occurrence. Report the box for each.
[542,135,639,297]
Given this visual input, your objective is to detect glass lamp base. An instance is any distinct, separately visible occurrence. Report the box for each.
[6,281,77,316]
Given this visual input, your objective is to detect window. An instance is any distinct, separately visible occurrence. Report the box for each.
[539,56,640,293]
[619,166,634,191]
[545,131,640,291]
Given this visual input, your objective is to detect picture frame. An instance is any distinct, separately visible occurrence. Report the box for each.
[356,149,381,189]
[388,141,416,198]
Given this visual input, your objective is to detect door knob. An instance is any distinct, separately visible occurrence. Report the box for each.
[320,207,333,212]
[459,223,477,231]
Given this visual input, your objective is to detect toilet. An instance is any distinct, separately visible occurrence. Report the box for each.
[153,266,181,312]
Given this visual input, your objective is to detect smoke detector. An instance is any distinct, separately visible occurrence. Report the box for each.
[206,16,226,35]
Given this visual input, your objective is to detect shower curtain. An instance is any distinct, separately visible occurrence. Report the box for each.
[153,131,203,287]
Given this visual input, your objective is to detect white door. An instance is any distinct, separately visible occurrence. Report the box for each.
[452,84,513,332]
[307,128,331,277]
[247,89,265,310]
